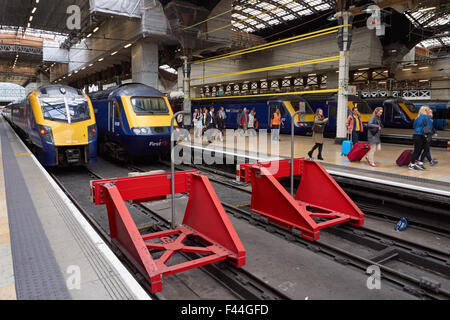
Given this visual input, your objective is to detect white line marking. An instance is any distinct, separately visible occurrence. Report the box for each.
[7,121,151,300]
[183,143,449,197]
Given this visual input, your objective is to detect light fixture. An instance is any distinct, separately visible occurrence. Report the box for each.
[93,27,99,33]
[32,7,37,13]
[358,67,369,71]
[36,0,39,3]
[29,16,33,22]
[81,67,86,70]
[88,63,93,67]
[124,43,132,48]
[86,33,92,38]
[308,73,316,76]
[74,70,79,73]
[419,79,429,82]
[419,66,429,69]
[111,51,118,56]
[417,7,435,13]
[27,22,31,28]
[402,68,411,71]
[391,49,396,52]
[98,58,104,62]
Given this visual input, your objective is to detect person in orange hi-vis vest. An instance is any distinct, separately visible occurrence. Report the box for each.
[271,108,283,141]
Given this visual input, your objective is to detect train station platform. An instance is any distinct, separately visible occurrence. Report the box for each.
[0,117,150,300]
[178,131,450,197]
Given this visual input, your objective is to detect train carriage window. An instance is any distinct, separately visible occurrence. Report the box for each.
[131,97,169,114]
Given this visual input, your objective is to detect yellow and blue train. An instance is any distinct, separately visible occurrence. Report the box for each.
[364,97,418,128]
[3,85,97,166]
[302,94,373,136]
[192,95,316,135]
[88,83,174,160]
[192,94,374,137]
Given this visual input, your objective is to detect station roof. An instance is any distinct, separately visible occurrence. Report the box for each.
[230,0,334,33]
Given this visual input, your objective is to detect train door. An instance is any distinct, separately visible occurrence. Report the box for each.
[383,102,393,126]
[327,101,337,132]
[108,99,121,136]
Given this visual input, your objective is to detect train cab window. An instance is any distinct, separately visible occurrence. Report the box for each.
[131,97,169,114]
[404,102,418,113]
[114,100,121,118]
[352,101,371,114]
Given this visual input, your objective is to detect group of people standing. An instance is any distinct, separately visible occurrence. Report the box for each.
[236,107,259,136]
[192,106,226,142]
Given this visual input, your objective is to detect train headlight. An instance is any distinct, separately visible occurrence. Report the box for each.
[38,125,54,144]
[88,124,97,141]
[132,127,151,135]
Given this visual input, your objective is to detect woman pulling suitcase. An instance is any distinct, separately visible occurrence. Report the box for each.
[365,107,383,167]
[307,108,328,160]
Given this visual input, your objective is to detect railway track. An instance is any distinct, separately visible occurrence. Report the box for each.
[50,165,290,300]
[130,162,450,299]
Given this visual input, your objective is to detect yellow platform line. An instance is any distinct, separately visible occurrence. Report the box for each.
[14,152,32,157]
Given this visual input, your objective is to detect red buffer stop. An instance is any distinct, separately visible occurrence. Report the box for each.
[91,170,246,293]
[238,158,364,241]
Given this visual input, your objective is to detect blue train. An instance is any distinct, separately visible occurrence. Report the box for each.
[192,95,316,135]
[364,97,418,129]
[3,85,97,167]
[301,94,373,139]
[88,83,174,160]
[412,101,449,130]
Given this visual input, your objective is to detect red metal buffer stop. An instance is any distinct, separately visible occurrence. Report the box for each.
[237,158,364,241]
[91,170,246,293]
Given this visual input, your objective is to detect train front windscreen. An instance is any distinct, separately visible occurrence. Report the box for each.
[39,96,91,123]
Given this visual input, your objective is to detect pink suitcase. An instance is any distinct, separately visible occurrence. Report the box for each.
[347,142,370,162]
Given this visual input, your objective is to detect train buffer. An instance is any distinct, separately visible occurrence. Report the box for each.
[90,170,246,293]
[237,158,364,241]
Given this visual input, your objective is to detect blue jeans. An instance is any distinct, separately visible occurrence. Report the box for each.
[352,131,360,144]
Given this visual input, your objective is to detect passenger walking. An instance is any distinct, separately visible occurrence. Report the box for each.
[345,106,363,144]
[219,106,227,126]
[419,107,438,166]
[215,109,225,142]
[307,108,328,160]
[409,106,434,170]
[205,107,216,142]
[271,108,283,141]
[247,108,257,136]
[365,107,383,167]
[240,107,249,135]
[193,109,203,140]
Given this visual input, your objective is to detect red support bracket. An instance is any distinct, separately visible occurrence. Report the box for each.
[91,171,246,293]
[240,158,364,241]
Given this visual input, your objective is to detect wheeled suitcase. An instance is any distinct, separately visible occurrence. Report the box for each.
[341,133,353,156]
[347,142,370,162]
[396,150,413,166]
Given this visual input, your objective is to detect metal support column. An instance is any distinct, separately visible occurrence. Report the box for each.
[291,110,301,197]
[335,11,352,144]
[181,56,192,126]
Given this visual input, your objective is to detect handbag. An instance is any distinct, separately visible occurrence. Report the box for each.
[423,117,433,141]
